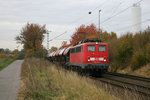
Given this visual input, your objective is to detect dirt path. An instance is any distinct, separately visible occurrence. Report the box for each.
[0,60,23,100]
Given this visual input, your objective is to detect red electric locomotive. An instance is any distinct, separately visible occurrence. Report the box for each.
[68,39,109,75]
[48,39,109,76]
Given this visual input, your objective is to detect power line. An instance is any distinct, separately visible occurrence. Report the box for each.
[82,0,126,27]
[68,0,114,26]
[116,19,150,32]
[48,0,144,43]
[101,0,143,24]
[109,1,125,16]
[90,0,108,12]
[103,5,150,30]
[49,0,118,42]
[50,38,70,40]
[68,1,108,25]
[49,31,67,42]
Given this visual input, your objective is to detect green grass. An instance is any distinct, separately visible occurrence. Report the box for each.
[0,58,16,71]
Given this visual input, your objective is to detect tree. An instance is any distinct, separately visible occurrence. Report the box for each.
[50,46,58,53]
[17,49,26,59]
[70,24,98,45]
[60,41,68,49]
[12,49,26,59]
[0,48,4,53]
[16,23,47,57]
[60,41,72,49]
[12,49,19,55]
[4,49,11,54]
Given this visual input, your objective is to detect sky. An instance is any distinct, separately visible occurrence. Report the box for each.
[0,0,150,50]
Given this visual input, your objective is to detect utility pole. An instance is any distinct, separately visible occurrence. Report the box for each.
[89,10,102,40]
[99,10,101,36]
[47,31,51,52]
[47,32,49,51]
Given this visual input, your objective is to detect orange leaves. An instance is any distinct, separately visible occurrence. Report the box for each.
[0,53,16,59]
[60,24,99,48]
[0,53,7,58]
[16,23,47,57]
[60,41,68,49]
[70,24,98,45]
[60,41,72,49]
[60,24,118,50]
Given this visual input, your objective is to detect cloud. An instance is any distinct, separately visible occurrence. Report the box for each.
[0,21,25,41]
[0,0,149,50]
[0,40,22,50]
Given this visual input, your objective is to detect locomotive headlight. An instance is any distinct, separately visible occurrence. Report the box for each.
[104,57,106,62]
[88,57,90,61]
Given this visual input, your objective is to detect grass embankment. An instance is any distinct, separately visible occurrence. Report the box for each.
[0,58,16,71]
[18,58,119,100]
[117,64,150,78]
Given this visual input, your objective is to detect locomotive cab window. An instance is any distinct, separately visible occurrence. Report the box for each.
[76,46,81,53]
[87,45,95,51]
[99,45,106,52]
[71,48,75,53]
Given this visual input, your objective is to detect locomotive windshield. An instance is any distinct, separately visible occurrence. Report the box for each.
[99,45,106,52]
[87,45,95,51]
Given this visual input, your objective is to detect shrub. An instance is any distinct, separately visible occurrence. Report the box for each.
[0,53,7,58]
[131,51,147,70]
[146,43,150,62]
[111,34,133,70]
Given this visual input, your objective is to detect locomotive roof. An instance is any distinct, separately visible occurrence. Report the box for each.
[74,39,102,46]
[49,40,106,57]
[72,42,107,48]
[72,39,107,48]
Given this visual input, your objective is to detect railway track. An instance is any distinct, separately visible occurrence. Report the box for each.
[92,72,150,100]
[107,72,150,83]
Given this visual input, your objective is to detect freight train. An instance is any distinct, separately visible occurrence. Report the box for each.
[47,39,109,76]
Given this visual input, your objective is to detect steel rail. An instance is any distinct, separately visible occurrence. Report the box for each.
[95,78,150,97]
[91,72,150,98]
[103,75,150,88]
[106,72,150,82]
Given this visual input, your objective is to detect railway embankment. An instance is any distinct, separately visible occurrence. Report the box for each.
[91,72,150,100]
[107,28,150,77]
[117,64,150,78]
[18,58,120,100]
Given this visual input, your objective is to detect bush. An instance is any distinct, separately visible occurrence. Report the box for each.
[0,53,7,58]
[110,34,133,70]
[108,27,150,72]
[131,51,147,70]
[146,43,150,62]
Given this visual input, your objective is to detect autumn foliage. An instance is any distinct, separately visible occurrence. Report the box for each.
[108,27,150,72]
[70,24,98,44]
[0,53,16,58]
[49,46,58,53]
[16,23,47,57]
[0,49,17,59]
[60,24,99,48]
[60,23,150,72]
[60,24,117,49]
